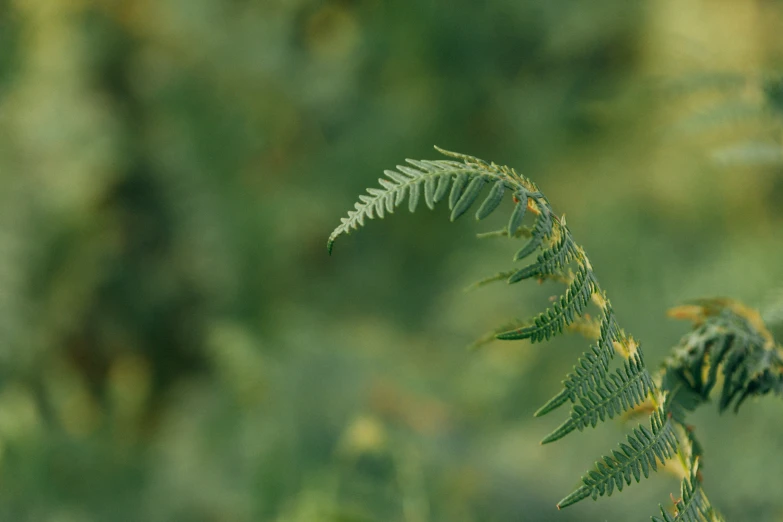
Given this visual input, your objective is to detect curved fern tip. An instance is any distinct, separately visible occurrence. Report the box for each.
[533,389,569,417]
[326,237,336,255]
[556,486,590,510]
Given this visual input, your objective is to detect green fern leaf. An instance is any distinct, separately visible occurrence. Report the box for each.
[507,196,528,235]
[514,206,553,261]
[476,180,506,220]
[449,172,468,210]
[408,176,421,212]
[541,350,654,444]
[433,145,494,167]
[423,176,437,209]
[496,263,595,341]
[701,334,735,396]
[451,176,488,221]
[719,345,750,412]
[534,344,611,418]
[326,147,769,520]
[557,408,678,510]
[434,171,451,203]
[535,312,619,417]
[329,149,719,517]
[509,231,577,282]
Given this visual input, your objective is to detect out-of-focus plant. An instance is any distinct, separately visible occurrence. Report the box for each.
[663,70,783,168]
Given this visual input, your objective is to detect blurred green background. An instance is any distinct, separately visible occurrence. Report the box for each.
[0,0,783,520]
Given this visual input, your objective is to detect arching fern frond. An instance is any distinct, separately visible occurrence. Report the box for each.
[329,147,673,513]
[328,148,780,520]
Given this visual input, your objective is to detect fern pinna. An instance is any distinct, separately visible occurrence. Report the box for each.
[328,147,783,521]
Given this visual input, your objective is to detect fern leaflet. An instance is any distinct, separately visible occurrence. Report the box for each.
[541,349,655,444]
[497,263,596,341]
[535,306,622,414]
[557,407,678,509]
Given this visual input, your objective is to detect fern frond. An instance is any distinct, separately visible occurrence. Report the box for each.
[663,302,783,415]
[328,148,735,516]
[328,147,781,519]
[557,407,678,510]
[541,350,655,444]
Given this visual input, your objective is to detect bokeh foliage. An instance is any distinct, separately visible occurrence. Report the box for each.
[0,0,782,521]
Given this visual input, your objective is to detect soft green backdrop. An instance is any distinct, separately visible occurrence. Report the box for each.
[0,0,782,520]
